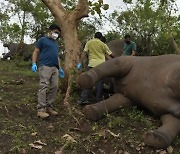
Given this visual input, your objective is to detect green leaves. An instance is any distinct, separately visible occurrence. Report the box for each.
[123,0,133,4]
[89,0,109,17]
[0,0,55,43]
[111,0,180,55]
[103,4,109,10]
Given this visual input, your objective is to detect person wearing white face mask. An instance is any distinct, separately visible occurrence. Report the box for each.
[32,24,65,119]
[51,32,59,40]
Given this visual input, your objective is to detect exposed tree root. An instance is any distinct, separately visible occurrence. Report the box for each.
[63,76,80,125]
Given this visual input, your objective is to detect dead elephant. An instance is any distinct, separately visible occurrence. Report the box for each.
[77,54,180,149]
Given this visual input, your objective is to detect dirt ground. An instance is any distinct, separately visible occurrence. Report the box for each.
[0,60,180,154]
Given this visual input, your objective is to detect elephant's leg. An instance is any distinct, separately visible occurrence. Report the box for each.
[83,93,133,121]
[168,103,180,118]
[143,114,180,149]
[153,97,180,119]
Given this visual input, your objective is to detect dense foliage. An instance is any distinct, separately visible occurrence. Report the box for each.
[0,0,179,56]
[109,0,180,55]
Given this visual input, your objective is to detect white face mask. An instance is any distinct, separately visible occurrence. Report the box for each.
[51,32,59,40]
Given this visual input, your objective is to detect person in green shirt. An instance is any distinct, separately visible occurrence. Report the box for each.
[77,32,114,105]
[123,34,137,56]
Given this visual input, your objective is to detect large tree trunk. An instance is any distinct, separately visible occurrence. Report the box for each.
[17,10,26,55]
[62,20,82,70]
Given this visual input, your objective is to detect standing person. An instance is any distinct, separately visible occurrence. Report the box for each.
[31,24,65,119]
[123,34,137,56]
[77,32,114,105]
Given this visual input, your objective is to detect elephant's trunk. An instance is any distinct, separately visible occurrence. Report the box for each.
[77,56,134,89]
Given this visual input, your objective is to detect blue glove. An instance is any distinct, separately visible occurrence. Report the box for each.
[59,68,65,78]
[77,62,82,70]
[32,63,37,72]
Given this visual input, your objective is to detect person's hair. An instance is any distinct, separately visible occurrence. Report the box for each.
[49,24,61,32]
[101,36,106,43]
[124,34,131,39]
[94,32,103,39]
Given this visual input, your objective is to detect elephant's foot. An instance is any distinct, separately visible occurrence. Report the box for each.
[83,105,101,121]
[143,130,170,149]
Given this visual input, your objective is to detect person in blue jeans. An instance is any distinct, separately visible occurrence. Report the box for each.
[31,24,65,119]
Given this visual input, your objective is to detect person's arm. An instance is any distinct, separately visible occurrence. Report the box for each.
[77,51,88,70]
[131,50,136,56]
[77,41,88,70]
[131,42,137,56]
[104,44,114,60]
[58,57,61,68]
[105,53,115,60]
[58,57,65,78]
[32,37,43,63]
[79,51,88,63]
[109,53,115,58]
[31,48,40,72]
[32,48,40,63]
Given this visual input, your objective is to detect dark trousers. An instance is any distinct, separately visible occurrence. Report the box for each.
[95,79,104,102]
[81,67,104,102]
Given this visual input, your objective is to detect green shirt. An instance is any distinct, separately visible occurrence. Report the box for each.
[84,38,112,67]
[123,41,136,55]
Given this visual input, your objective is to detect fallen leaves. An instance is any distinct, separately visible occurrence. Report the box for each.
[54,134,77,154]
[31,132,37,136]
[29,140,47,150]
[106,129,120,138]
[156,146,174,154]
[2,79,24,85]
[62,134,77,143]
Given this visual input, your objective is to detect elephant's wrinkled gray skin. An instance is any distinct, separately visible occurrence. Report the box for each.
[77,55,180,149]
[3,43,35,61]
[107,39,124,57]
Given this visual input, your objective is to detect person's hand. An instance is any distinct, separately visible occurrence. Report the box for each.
[32,63,37,72]
[59,68,65,78]
[77,62,82,70]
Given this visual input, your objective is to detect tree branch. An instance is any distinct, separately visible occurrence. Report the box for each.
[41,0,66,20]
[72,0,89,21]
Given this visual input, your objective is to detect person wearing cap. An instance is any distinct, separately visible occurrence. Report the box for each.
[31,24,65,119]
[77,32,114,105]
